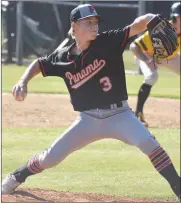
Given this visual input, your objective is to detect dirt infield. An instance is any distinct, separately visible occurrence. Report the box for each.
[2,93,180,202]
[2,188,177,202]
[2,93,180,128]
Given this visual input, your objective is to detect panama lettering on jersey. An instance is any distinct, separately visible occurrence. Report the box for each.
[38,26,130,111]
[65,59,106,89]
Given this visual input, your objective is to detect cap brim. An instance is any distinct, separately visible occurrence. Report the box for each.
[77,15,102,21]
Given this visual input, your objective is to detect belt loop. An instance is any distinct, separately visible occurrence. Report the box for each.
[104,101,127,110]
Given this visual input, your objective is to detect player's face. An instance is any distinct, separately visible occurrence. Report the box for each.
[173,16,180,34]
[176,16,180,33]
[74,17,99,41]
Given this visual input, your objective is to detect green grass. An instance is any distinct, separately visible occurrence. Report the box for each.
[2,127,180,200]
[2,51,180,98]
[126,75,180,98]
[2,65,68,94]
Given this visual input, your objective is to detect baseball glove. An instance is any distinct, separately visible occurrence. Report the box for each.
[147,14,178,59]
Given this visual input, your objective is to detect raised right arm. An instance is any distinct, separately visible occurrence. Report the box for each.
[128,13,156,38]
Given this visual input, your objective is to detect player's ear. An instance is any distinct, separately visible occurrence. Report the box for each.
[69,27,75,39]
[71,22,76,31]
[71,22,77,38]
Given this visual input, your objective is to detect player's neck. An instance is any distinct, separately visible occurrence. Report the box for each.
[74,39,91,54]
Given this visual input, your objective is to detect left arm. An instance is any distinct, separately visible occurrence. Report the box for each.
[128,13,156,38]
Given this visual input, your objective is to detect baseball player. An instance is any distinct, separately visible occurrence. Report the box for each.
[130,2,180,127]
[2,4,180,200]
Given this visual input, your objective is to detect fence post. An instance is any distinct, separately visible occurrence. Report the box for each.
[138,1,146,16]
[137,1,146,75]
[16,1,24,65]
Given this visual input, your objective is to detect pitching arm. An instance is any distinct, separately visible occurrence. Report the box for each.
[12,59,41,101]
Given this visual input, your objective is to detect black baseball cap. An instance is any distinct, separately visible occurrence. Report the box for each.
[70,4,101,23]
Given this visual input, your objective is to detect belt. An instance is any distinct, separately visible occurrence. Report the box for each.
[100,101,125,110]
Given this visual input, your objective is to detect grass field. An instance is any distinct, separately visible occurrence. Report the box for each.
[2,128,180,200]
[2,51,180,98]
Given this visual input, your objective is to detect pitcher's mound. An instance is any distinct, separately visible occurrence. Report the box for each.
[2,188,176,202]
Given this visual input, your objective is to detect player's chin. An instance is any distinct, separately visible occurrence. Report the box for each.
[89,33,97,40]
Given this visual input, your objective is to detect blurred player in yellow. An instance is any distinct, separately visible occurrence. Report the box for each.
[130,2,180,127]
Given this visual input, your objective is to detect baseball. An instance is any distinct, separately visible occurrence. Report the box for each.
[16,87,26,101]
[17,93,24,101]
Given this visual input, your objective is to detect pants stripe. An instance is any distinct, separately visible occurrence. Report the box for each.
[152,152,168,165]
[157,159,172,172]
[149,146,163,159]
[27,155,44,174]
[149,147,172,172]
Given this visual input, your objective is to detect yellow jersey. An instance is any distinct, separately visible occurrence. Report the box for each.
[135,31,180,60]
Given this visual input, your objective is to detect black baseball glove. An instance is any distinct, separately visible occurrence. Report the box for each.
[147,14,178,59]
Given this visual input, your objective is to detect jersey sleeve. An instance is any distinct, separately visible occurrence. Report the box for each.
[38,51,64,77]
[99,26,130,52]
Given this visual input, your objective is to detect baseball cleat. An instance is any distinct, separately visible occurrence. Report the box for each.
[136,112,149,127]
[2,174,21,194]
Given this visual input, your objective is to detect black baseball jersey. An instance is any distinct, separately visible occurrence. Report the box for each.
[38,26,130,111]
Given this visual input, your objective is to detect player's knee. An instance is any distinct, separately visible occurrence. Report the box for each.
[137,136,160,155]
[144,71,159,86]
[38,149,61,169]
[129,42,137,52]
[38,146,73,169]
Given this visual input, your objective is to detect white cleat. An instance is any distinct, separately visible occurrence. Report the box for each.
[2,174,21,194]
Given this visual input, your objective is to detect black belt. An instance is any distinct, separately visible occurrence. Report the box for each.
[100,101,123,110]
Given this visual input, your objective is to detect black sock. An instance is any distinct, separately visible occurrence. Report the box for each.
[136,83,152,114]
[13,164,34,183]
[160,164,180,198]
[149,146,180,198]
[12,154,44,183]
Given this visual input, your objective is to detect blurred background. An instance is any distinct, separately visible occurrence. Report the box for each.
[1,1,174,68]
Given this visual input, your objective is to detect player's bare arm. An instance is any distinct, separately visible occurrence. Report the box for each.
[12,59,41,101]
[130,42,155,70]
[19,59,41,84]
[129,13,156,38]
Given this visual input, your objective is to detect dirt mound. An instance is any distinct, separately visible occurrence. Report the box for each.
[2,188,175,202]
[2,93,180,128]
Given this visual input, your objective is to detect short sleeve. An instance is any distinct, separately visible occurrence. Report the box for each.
[38,51,64,77]
[99,26,130,52]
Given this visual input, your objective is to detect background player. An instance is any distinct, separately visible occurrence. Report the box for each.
[2,4,180,200]
[130,2,180,127]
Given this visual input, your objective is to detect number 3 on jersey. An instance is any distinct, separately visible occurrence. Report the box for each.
[99,76,112,92]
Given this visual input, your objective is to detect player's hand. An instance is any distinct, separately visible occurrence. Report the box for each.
[145,59,157,70]
[12,82,27,102]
